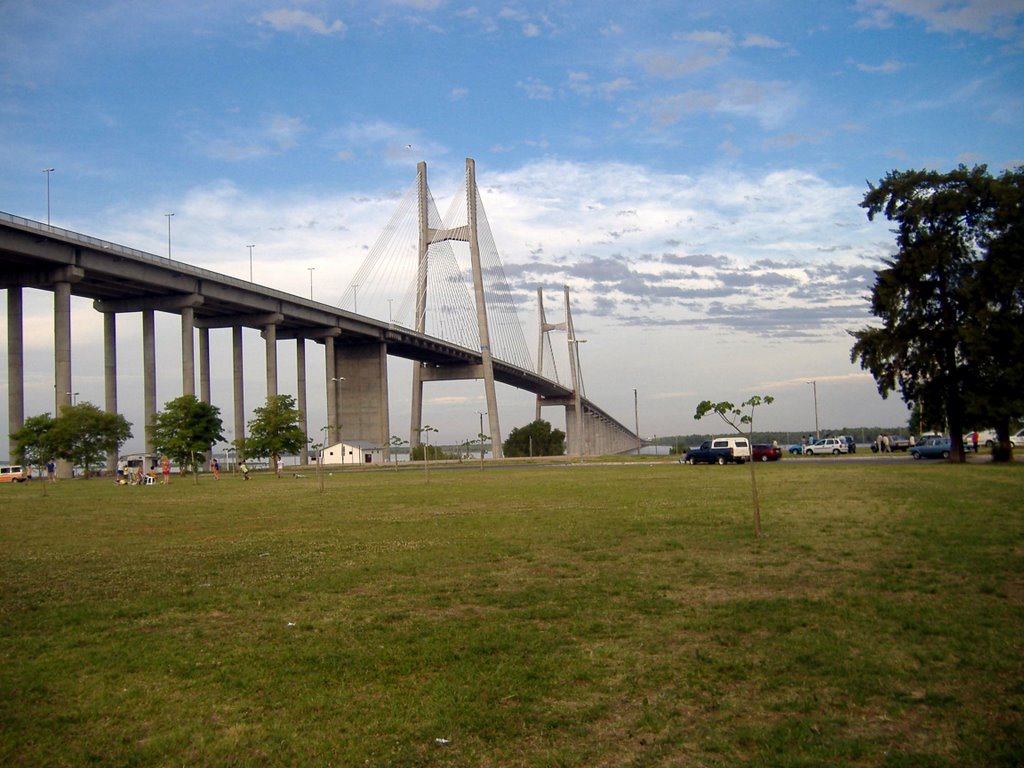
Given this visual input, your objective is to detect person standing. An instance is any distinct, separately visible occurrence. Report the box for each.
[46,459,56,482]
[161,455,171,485]
[211,457,221,480]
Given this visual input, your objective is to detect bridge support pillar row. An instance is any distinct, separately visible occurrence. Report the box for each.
[7,287,24,464]
[54,281,73,478]
[142,309,156,459]
[181,306,195,397]
[232,326,245,457]
[336,342,390,458]
[264,322,277,400]
[103,312,117,474]
[296,339,308,465]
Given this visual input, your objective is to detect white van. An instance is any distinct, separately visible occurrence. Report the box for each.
[709,436,751,462]
[0,465,26,483]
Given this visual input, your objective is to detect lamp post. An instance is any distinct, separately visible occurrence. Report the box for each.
[568,338,587,459]
[316,424,331,493]
[163,213,174,260]
[247,244,255,282]
[807,380,820,440]
[308,267,315,300]
[416,424,438,481]
[478,411,487,470]
[43,168,54,225]
[352,284,359,314]
[634,388,641,456]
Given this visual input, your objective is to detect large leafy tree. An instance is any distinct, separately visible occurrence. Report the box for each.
[503,419,566,458]
[241,394,306,476]
[152,395,225,476]
[17,402,132,477]
[960,167,1024,460]
[10,413,58,466]
[850,165,1024,462]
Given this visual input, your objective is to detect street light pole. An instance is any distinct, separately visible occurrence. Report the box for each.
[43,168,54,225]
[568,337,587,459]
[416,425,438,481]
[478,411,487,470]
[807,380,820,440]
[634,388,641,456]
[308,267,315,300]
[164,213,174,259]
[247,244,255,282]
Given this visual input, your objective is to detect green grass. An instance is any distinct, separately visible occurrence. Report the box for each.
[2,461,1022,766]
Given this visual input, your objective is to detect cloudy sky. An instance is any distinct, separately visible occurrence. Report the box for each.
[1,0,1022,452]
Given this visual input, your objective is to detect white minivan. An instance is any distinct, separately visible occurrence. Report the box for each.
[710,436,751,462]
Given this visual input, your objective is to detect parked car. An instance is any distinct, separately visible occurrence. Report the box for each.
[0,465,26,483]
[803,437,848,455]
[870,435,911,452]
[1013,429,1024,448]
[911,435,952,460]
[787,443,804,455]
[681,437,749,465]
[752,444,782,462]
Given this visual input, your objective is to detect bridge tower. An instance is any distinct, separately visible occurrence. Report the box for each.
[535,286,590,458]
[410,159,504,458]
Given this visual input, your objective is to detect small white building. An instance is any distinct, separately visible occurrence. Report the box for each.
[320,440,385,466]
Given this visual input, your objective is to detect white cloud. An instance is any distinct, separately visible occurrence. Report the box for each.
[741,33,786,49]
[855,58,906,73]
[259,9,346,36]
[854,0,1024,36]
[681,30,735,47]
[517,77,555,100]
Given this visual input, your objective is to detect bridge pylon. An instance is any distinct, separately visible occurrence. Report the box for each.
[410,159,504,459]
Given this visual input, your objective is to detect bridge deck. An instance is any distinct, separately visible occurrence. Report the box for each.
[0,211,630,429]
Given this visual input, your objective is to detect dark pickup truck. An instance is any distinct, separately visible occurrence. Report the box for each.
[681,441,741,465]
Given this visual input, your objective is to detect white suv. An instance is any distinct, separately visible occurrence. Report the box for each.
[803,438,848,455]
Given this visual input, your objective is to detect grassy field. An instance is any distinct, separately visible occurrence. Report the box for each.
[1,460,1022,767]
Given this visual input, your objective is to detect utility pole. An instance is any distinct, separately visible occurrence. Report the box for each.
[634,388,641,456]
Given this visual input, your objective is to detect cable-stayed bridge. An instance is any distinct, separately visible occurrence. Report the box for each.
[0,159,638,471]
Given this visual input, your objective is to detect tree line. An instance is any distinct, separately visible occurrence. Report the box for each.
[12,394,307,478]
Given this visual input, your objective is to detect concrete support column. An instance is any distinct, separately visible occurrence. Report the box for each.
[334,347,346,447]
[54,281,73,478]
[7,288,24,462]
[181,306,195,397]
[232,326,245,456]
[198,326,212,464]
[336,342,390,453]
[103,312,117,473]
[565,405,580,457]
[264,322,277,400]
[142,309,156,457]
[325,338,337,445]
[296,338,308,465]
[198,327,211,404]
